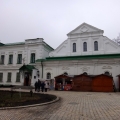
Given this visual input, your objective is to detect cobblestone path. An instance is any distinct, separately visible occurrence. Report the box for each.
[1,91,120,120]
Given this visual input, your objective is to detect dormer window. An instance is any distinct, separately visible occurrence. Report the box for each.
[94,41,98,51]
[83,42,87,52]
[73,43,76,52]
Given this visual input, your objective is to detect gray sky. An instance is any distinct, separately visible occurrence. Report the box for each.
[0,0,120,49]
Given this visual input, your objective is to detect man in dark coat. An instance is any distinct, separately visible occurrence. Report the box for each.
[34,81,38,92]
[41,81,45,92]
[38,79,41,92]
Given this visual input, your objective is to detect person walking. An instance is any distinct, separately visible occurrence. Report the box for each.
[45,81,49,92]
[41,81,45,92]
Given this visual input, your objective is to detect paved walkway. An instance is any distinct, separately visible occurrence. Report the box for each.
[0,89,120,120]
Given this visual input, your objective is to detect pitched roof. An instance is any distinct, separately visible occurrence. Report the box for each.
[19,65,36,71]
[67,22,103,35]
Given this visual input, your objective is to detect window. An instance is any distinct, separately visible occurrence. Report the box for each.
[83,72,87,75]
[17,54,22,64]
[16,72,20,82]
[0,73,3,82]
[64,72,68,75]
[83,42,87,52]
[73,43,76,52]
[9,55,13,64]
[94,41,98,51]
[7,72,11,82]
[46,73,51,79]
[30,53,35,63]
[1,55,5,64]
[104,71,110,75]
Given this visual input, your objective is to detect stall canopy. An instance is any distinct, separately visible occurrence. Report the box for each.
[19,65,36,72]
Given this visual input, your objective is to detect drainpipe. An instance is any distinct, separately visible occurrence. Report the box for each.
[41,61,43,79]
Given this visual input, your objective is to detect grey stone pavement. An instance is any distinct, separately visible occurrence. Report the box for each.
[0,89,120,120]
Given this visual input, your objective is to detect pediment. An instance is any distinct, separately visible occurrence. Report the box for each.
[67,23,103,35]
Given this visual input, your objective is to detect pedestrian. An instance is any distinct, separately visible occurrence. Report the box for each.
[41,81,45,92]
[45,81,49,92]
[38,79,41,92]
[34,81,38,92]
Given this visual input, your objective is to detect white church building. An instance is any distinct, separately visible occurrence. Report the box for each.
[0,23,120,90]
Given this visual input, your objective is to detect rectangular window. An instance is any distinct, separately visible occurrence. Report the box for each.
[16,72,20,82]
[1,55,5,64]
[17,54,22,64]
[7,72,11,82]
[30,53,35,63]
[0,73,3,82]
[9,55,13,64]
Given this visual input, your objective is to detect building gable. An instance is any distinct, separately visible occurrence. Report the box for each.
[67,23,104,35]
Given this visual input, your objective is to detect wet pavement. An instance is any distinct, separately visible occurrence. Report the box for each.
[0,89,120,120]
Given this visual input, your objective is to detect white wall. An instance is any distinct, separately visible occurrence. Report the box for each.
[0,38,53,86]
[42,58,120,90]
[49,23,120,57]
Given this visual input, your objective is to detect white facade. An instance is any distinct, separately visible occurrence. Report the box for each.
[38,23,120,90]
[0,38,53,86]
[0,23,120,90]
[49,23,120,57]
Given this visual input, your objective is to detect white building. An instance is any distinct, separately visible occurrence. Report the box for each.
[0,38,53,86]
[0,23,120,90]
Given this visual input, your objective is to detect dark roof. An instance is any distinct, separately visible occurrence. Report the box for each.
[19,65,36,71]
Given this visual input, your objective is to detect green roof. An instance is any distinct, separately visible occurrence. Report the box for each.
[36,53,120,62]
[19,65,36,71]
[4,42,25,46]
[0,42,25,47]
[0,43,5,46]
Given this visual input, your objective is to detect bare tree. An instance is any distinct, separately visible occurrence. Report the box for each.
[113,33,120,45]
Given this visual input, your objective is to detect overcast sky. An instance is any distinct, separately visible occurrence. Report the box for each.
[0,0,120,49]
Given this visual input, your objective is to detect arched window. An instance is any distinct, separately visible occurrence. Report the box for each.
[83,72,87,75]
[64,72,68,75]
[46,73,51,79]
[104,71,110,75]
[73,43,76,52]
[83,42,87,52]
[94,41,98,51]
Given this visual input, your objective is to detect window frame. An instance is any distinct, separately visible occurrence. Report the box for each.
[73,43,76,52]
[104,71,110,75]
[1,55,5,64]
[9,54,13,64]
[0,73,3,82]
[94,41,98,51]
[30,53,35,63]
[64,72,68,75]
[16,72,20,82]
[46,72,51,79]
[7,72,12,82]
[83,42,87,52]
[17,54,22,64]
